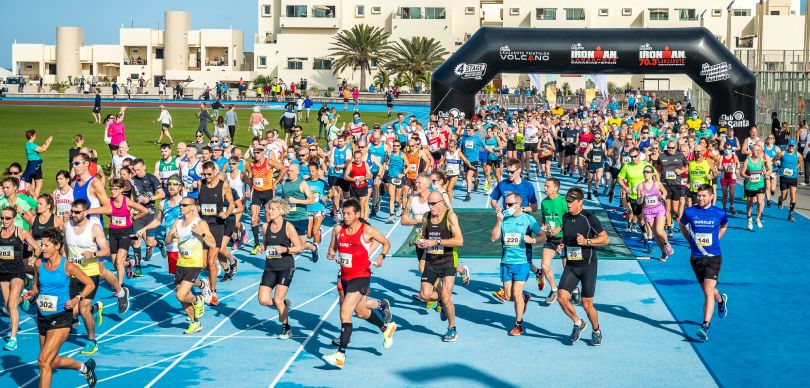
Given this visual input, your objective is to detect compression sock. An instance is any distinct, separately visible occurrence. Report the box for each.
[338,322,352,353]
[365,311,385,330]
[790,202,796,212]
[252,226,260,245]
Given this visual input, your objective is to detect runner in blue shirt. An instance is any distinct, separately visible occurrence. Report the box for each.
[489,193,543,336]
[460,124,486,201]
[489,158,538,213]
[679,184,729,341]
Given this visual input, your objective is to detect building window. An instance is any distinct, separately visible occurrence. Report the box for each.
[732,9,751,16]
[536,8,556,20]
[465,7,475,15]
[425,7,446,19]
[355,5,364,17]
[285,5,307,17]
[258,56,267,67]
[287,58,304,70]
[313,5,335,18]
[677,9,697,21]
[649,8,669,20]
[622,8,632,16]
[313,58,332,70]
[131,48,139,55]
[712,9,722,17]
[370,59,379,69]
[598,8,608,16]
[565,8,585,20]
[371,6,381,15]
[509,8,520,16]
[48,64,56,75]
[25,64,33,70]
[262,5,271,16]
[400,7,421,19]
[155,48,164,59]
[770,11,780,15]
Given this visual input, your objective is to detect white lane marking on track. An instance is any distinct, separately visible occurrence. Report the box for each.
[269,298,339,387]
[87,287,334,386]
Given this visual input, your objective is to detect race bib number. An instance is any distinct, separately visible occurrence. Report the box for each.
[579,141,588,148]
[783,168,794,176]
[665,171,676,180]
[504,233,521,247]
[591,155,601,163]
[265,246,282,259]
[429,144,439,152]
[111,216,127,227]
[391,178,402,186]
[201,204,217,216]
[691,182,702,190]
[334,167,345,175]
[465,140,474,149]
[447,164,460,176]
[408,163,418,172]
[680,177,688,185]
[313,193,320,203]
[253,178,264,187]
[37,294,58,313]
[644,196,658,206]
[57,209,68,217]
[68,255,84,265]
[289,204,297,211]
[184,182,194,192]
[749,173,761,183]
[567,246,583,261]
[179,247,191,257]
[694,232,712,247]
[426,241,444,255]
[338,252,352,268]
[724,164,735,172]
[566,137,574,144]
[545,221,556,230]
[622,156,631,164]
[354,177,363,185]
[0,245,13,260]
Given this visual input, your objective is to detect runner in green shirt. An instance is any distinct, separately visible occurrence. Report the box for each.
[0,177,36,230]
[539,178,568,304]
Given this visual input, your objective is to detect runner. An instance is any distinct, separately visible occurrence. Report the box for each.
[556,188,609,346]
[460,124,485,201]
[52,170,74,222]
[323,198,396,369]
[23,228,97,387]
[247,142,286,254]
[383,141,406,224]
[416,191,463,341]
[65,199,111,355]
[165,196,216,334]
[679,184,729,341]
[440,140,469,205]
[257,199,303,340]
[718,143,740,214]
[539,178,566,303]
[129,159,164,276]
[583,131,607,200]
[279,163,319,260]
[327,136,352,221]
[656,141,688,236]
[153,105,174,145]
[344,150,372,220]
[618,148,651,242]
[637,166,674,261]
[305,163,328,254]
[774,140,803,222]
[105,178,147,285]
[136,175,184,275]
[0,206,40,350]
[740,144,768,230]
[198,161,236,304]
[490,191,544,336]
[154,143,181,186]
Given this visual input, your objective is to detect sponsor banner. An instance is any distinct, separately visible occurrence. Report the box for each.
[570,43,618,65]
[719,111,750,128]
[454,63,487,80]
[638,43,686,67]
[499,45,550,62]
[700,62,732,83]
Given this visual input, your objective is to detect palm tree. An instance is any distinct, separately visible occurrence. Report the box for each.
[373,69,392,90]
[385,36,448,91]
[329,24,391,91]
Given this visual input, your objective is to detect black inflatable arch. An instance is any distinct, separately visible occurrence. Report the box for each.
[431,27,755,133]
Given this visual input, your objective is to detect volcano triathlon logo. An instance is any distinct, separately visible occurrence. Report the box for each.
[638,43,686,66]
[570,43,618,65]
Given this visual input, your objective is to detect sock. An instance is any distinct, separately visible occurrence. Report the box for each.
[790,202,796,212]
[574,319,582,326]
[115,289,124,298]
[133,247,142,263]
[283,322,291,330]
[702,321,710,328]
[552,287,558,292]
[91,303,99,314]
[252,225,260,244]
[573,289,580,295]
[79,362,88,375]
[593,324,600,332]
[533,268,542,276]
[516,320,523,326]
[338,322,352,353]
[365,310,385,330]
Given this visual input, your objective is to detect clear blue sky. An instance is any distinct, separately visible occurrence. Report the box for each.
[1,0,256,71]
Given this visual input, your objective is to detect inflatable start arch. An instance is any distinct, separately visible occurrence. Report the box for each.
[431,27,756,134]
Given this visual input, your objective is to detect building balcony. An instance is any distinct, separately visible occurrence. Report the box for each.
[279,15,339,29]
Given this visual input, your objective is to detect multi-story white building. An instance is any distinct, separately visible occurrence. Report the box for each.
[9,1,808,92]
[11,11,251,87]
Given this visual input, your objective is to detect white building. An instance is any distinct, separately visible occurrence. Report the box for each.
[9,1,808,92]
[11,11,251,87]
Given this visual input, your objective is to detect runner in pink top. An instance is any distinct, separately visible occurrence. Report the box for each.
[106,178,148,284]
[637,166,674,261]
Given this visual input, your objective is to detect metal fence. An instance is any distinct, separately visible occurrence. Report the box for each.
[734,50,810,72]
[693,71,810,137]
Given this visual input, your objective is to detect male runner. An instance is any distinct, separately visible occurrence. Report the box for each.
[198,161,236,305]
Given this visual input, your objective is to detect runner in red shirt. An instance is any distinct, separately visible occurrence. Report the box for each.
[323,198,396,369]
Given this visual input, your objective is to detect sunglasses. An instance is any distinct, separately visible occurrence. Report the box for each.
[8,171,20,175]
[253,149,265,153]
[309,148,317,151]
[70,210,84,215]
[180,203,194,208]
[643,170,654,174]
[427,201,441,206]
[505,202,518,207]
[631,154,640,158]
[71,161,84,166]
[298,154,307,157]
[506,169,518,174]
[0,216,14,220]
[229,162,238,165]
[167,182,181,186]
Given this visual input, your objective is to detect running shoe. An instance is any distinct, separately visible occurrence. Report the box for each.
[666,242,675,256]
[221,272,233,282]
[125,260,134,279]
[729,207,737,215]
[756,218,763,229]
[118,287,130,315]
[789,212,796,222]
[411,293,425,303]
[587,192,592,200]
[667,227,674,238]
[380,299,393,324]
[200,279,213,304]
[94,301,104,326]
[84,358,97,388]
[382,323,397,349]
[386,216,395,224]
[608,191,615,204]
[545,290,558,304]
[536,271,544,291]
[278,326,291,340]
[571,290,582,305]
[460,265,471,286]
[508,324,524,336]
[80,339,98,355]
[133,268,143,277]
[184,321,202,335]
[193,295,205,319]
[718,293,728,319]
[591,330,603,346]
[210,292,219,306]
[576,176,584,183]
[439,304,446,321]
[3,337,17,351]
[311,243,320,263]
[426,300,438,310]
[778,198,784,209]
[20,289,29,311]
[696,324,709,341]
[144,247,153,261]
[241,230,249,245]
[568,321,587,344]
[747,218,753,231]
[463,194,471,202]
[0,306,7,316]
[231,259,239,277]
[473,178,479,192]
[484,180,490,191]
[159,241,167,258]
[323,351,345,368]
[442,327,458,342]
[491,288,506,303]
[250,245,262,255]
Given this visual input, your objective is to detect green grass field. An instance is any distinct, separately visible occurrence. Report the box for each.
[0,106,392,193]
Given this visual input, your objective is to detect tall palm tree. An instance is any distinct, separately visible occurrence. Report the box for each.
[385,36,448,91]
[373,69,392,90]
[329,24,391,91]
